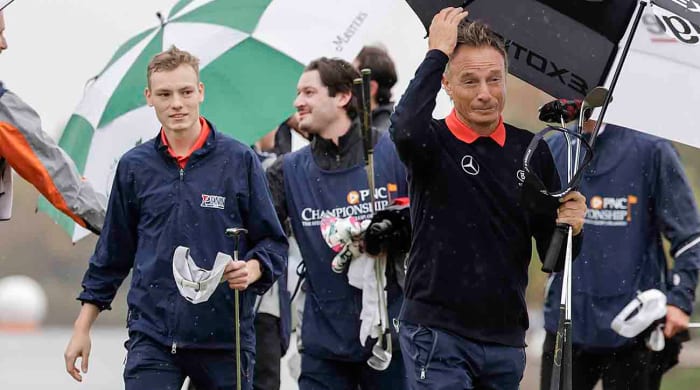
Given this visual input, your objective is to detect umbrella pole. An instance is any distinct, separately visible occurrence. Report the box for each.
[590,1,648,148]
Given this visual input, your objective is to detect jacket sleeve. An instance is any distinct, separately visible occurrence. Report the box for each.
[652,141,700,314]
[0,87,106,233]
[244,151,289,295]
[531,142,583,271]
[77,159,139,310]
[265,156,288,228]
[389,50,445,167]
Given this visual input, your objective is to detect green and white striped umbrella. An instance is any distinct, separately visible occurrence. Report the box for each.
[39,0,395,241]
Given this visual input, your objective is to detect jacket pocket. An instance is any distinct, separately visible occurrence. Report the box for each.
[405,323,439,381]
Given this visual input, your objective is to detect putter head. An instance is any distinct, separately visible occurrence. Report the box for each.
[225,227,248,238]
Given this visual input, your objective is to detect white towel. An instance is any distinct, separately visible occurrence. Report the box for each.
[348,254,387,346]
[320,215,387,346]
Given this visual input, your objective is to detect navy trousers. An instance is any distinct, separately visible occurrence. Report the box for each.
[123,332,254,390]
[399,322,525,390]
[299,349,406,390]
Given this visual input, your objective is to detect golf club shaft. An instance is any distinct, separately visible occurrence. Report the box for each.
[562,228,573,390]
[689,323,700,328]
[234,248,242,390]
[550,226,573,390]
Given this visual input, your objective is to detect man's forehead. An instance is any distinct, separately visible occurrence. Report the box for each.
[149,66,199,88]
[298,70,323,88]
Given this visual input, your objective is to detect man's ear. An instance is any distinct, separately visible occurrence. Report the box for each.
[198,82,205,103]
[144,88,153,106]
[370,80,379,98]
[337,90,352,109]
[442,75,452,99]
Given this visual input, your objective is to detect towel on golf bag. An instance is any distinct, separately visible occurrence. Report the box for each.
[320,215,386,345]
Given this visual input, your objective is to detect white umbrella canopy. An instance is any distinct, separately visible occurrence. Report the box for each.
[38,0,398,241]
[604,5,700,148]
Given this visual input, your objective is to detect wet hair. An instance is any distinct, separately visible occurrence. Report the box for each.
[453,21,508,70]
[305,57,361,118]
[354,46,397,105]
[147,46,200,87]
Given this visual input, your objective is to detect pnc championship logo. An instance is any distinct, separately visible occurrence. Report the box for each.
[586,194,638,226]
[299,183,399,227]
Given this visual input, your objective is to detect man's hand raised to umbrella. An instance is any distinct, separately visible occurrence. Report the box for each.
[428,7,469,57]
[223,259,262,290]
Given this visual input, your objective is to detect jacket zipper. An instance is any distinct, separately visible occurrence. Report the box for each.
[172,164,184,355]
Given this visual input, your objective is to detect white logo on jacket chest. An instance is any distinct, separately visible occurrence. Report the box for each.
[201,194,226,209]
[461,155,480,176]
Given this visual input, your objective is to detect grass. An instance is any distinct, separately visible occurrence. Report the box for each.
[661,367,700,390]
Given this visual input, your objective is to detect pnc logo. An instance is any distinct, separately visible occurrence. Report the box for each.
[590,196,604,210]
[347,191,360,205]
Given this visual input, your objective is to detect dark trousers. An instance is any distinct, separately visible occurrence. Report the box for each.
[299,349,406,390]
[399,322,525,390]
[254,313,282,390]
[540,332,653,390]
[124,331,254,390]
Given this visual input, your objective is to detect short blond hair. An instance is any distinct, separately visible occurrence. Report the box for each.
[146,46,200,87]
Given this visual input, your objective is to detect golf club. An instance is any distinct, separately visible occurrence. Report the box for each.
[225,227,248,390]
[354,70,392,370]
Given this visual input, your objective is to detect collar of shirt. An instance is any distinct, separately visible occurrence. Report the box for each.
[311,120,362,157]
[160,117,210,169]
[445,109,506,147]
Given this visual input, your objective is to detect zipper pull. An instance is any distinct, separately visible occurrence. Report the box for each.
[171,341,177,354]
[179,168,184,181]
[336,154,340,163]
[393,318,400,334]
[420,367,426,380]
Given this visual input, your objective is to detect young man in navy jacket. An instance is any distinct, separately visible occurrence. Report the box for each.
[542,120,700,390]
[390,8,587,389]
[63,46,288,390]
[266,57,409,389]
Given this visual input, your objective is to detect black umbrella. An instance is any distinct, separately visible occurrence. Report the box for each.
[407,0,640,99]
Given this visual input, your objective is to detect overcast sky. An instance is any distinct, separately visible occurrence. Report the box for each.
[1,0,176,136]
[0,0,445,140]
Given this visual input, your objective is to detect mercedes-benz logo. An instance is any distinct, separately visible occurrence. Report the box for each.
[461,155,480,176]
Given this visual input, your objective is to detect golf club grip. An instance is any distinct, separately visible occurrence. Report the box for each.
[549,305,566,390]
[542,223,569,273]
[562,320,573,390]
[352,79,369,165]
[360,69,373,159]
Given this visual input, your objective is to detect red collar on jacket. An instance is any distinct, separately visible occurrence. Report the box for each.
[160,117,210,168]
[445,109,506,147]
